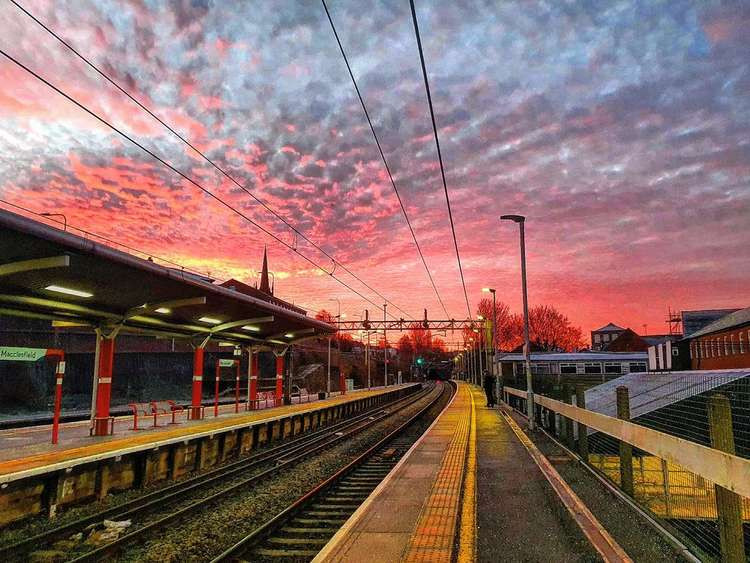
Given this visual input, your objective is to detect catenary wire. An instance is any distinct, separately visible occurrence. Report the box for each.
[7,0,413,319]
[0,47,402,316]
[321,0,450,320]
[408,0,472,318]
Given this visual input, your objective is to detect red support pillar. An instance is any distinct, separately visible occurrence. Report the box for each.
[93,336,115,436]
[214,362,220,417]
[234,361,240,413]
[248,352,258,410]
[190,347,205,420]
[339,369,346,395]
[52,356,65,444]
[275,355,284,406]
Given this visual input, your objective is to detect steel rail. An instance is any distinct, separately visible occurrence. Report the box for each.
[212,381,454,561]
[60,386,434,562]
[0,386,427,560]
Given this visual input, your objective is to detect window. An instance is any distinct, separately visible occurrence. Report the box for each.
[584,362,602,374]
[629,362,647,373]
[730,335,737,355]
[604,362,622,374]
[689,342,695,359]
[740,333,746,354]
[532,363,550,375]
[560,363,577,374]
[594,334,601,343]
[603,333,610,342]
[723,336,729,356]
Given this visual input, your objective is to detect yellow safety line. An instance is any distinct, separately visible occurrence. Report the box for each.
[501,409,633,563]
[403,382,471,562]
[457,385,477,562]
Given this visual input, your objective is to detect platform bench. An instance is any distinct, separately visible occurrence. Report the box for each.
[128,400,184,430]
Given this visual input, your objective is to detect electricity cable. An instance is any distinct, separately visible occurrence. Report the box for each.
[8,0,412,319]
[409,0,472,318]
[321,0,450,319]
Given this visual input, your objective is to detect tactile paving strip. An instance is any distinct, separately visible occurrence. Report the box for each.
[402,383,476,563]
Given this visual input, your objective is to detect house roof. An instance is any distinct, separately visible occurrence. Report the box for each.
[688,307,750,339]
[496,351,647,362]
[593,323,624,333]
[584,369,750,429]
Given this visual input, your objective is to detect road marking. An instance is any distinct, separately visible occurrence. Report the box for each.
[501,409,632,563]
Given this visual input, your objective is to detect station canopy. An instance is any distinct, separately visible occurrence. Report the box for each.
[0,209,335,347]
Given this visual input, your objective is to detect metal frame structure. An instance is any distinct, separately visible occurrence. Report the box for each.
[0,208,335,436]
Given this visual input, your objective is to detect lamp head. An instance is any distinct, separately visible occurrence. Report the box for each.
[482,287,495,294]
[500,214,525,223]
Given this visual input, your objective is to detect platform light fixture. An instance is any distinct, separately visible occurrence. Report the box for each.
[154,307,171,314]
[44,285,93,298]
[285,333,294,338]
[242,325,261,332]
[198,316,222,325]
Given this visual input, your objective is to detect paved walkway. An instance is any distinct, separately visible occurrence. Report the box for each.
[472,386,597,562]
[317,383,617,562]
[0,385,411,478]
[316,381,476,563]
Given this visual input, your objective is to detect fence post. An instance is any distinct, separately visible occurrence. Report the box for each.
[707,394,746,563]
[616,386,634,497]
[576,385,588,462]
[562,384,574,450]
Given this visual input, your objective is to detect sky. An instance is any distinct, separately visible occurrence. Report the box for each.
[0,0,748,346]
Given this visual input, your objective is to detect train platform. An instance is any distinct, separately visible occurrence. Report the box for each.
[0,385,414,482]
[316,382,630,563]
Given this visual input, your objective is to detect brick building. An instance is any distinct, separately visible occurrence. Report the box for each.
[590,323,625,350]
[687,307,750,370]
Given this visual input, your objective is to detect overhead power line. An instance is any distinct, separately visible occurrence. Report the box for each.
[9,0,412,319]
[0,47,404,316]
[321,0,450,320]
[408,0,472,318]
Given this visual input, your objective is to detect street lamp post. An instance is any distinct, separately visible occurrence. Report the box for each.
[328,298,341,395]
[327,337,331,395]
[475,326,484,382]
[483,287,498,407]
[501,214,534,429]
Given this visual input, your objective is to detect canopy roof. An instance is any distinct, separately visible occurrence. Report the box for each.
[0,209,335,348]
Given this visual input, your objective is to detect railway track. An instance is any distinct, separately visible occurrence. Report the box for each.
[0,385,432,562]
[213,381,454,562]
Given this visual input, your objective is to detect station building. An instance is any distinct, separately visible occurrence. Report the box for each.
[686,307,750,370]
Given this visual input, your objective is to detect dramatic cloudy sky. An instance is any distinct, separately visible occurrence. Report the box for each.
[0,0,748,344]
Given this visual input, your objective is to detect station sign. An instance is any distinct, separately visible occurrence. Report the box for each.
[0,346,49,362]
[219,359,236,367]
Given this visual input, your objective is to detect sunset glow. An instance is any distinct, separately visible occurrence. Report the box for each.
[0,1,748,343]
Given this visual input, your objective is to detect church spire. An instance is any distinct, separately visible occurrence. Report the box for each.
[259,246,272,295]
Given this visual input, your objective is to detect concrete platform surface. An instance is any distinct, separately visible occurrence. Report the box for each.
[315,381,476,563]
[0,385,413,479]
[316,383,617,563]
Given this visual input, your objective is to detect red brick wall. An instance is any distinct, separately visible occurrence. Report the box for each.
[689,326,750,370]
